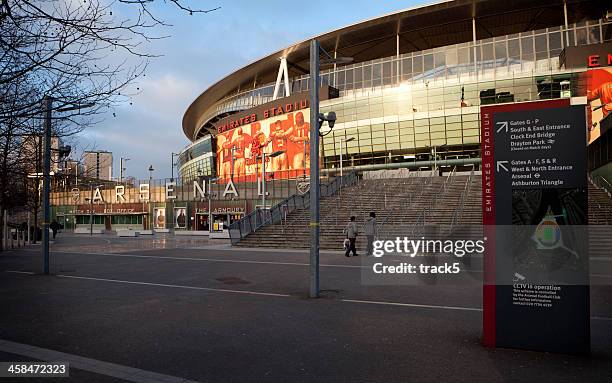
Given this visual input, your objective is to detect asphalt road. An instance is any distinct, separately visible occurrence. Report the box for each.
[0,241,611,382]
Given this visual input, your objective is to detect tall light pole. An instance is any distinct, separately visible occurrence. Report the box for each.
[42,96,52,274]
[207,177,218,232]
[148,165,154,230]
[261,150,285,213]
[89,183,94,237]
[171,152,179,181]
[41,96,92,274]
[120,157,130,183]
[308,40,348,298]
[309,40,321,299]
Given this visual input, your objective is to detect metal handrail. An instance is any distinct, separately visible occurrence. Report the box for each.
[449,164,475,233]
[229,171,357,244]
[375,207,395,239]
[592,174,612,197]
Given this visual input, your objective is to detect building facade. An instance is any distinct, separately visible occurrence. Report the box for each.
[180,0,610,181]
[48,0,612,236]
[83,151,113,181]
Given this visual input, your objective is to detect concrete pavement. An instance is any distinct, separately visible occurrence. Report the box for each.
[0,240,611,382]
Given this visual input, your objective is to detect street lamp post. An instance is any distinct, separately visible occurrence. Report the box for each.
[148,165,154,230]
[308,39,349,298]
[89,183,94,237]
[309,40,321,299]
[261,150,285,214]
[41,96,91,274]
[42,96,52,274]
[120,157,130,183]
[171,152,179,181]
[207,177,218,233]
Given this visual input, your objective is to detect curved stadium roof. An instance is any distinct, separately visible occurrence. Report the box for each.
[183,0,606,140]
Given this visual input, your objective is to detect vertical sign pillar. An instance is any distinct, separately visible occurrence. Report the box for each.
[481,99,590,353]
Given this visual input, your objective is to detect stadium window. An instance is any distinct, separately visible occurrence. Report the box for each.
[482,43,494,62]
[575,27,587,45]
[457,47,470,65]
[495,41,507,62]
[423,54,433,73]
[363,65,372,88]
[535,34,548,60]
[401,58,412,81]
[588,25,600,44]
[372,63,382,87]
[603,22,611,42]
[413,55,423,74]
[345,69,353,90]
[337,70,345,89]
[521,36,533,59]
[353,65,363,88]
[382,61,392,79]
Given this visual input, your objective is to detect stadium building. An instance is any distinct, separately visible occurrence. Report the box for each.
[180,0,611,184]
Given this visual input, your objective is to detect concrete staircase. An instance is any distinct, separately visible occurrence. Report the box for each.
[235,173,479,250]
[235,172,612,251]
[588,182,612,225]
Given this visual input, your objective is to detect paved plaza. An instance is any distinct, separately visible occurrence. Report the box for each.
[0,234,611,382]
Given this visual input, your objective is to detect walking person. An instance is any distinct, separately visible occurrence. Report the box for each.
[343,216,358,257]
[364,212,377,256]
[50,219,60,240]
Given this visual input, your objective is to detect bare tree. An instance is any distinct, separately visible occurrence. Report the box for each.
[0,0,218,245]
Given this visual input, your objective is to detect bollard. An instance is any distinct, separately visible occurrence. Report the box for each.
[27,212,31,244]
[2,210,6,251]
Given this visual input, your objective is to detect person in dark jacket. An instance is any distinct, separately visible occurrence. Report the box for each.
[343,216,358,257]
[50,220,60,239]
[364,212,377,256]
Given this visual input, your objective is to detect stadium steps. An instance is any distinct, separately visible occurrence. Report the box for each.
[235,175,476,250]
[236,174,612,251]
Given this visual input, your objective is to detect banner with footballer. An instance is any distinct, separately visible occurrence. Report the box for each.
[216,110,311,182]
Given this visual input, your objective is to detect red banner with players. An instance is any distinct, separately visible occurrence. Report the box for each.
[216,110,311,183]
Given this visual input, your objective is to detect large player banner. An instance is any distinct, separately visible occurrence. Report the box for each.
[481,99,590,354]
[216,110,310,183]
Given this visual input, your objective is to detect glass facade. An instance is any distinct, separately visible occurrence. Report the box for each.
[177,136,215,182]
[181,18,610,180]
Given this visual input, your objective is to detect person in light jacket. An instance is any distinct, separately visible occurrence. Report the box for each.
[343,216,358,257]
[364,212,377,256]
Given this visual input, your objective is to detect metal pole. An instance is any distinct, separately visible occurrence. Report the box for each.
[119,157,123,183]
[89,184,94,236]
[42,96,52,275]
[208,179,212,232]
[340,138,343,178]
[231,148,235,182]
[3,210,7,251]
[262,153,266,210]
[309,39,321,298]
[434,146,437,175]
[563,0,570,47]
[171,153,175,181]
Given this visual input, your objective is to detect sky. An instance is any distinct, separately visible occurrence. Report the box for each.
[79,0,423,180]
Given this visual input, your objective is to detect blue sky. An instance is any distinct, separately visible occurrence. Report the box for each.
[80,0,423,179]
